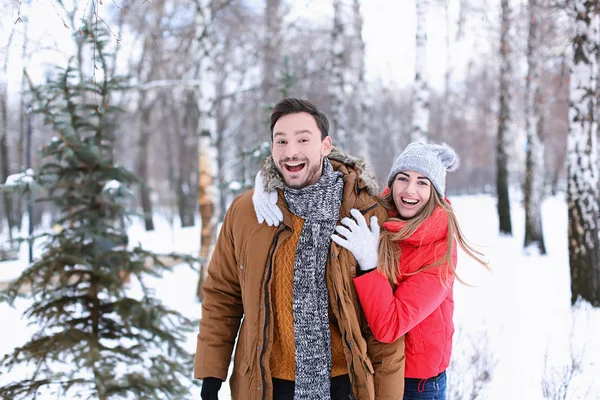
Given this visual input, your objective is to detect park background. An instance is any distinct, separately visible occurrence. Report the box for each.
[1,0,599,398]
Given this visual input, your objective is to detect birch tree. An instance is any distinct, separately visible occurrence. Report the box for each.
[496,0,513,235]
[567,0,600,306]
[352,0,370,161]
[440,0,453,140]
[263,0,282,106]
[331,0,348,147]
[439,0,467,139]
[194,0,219,302]
[523,0,546,255]
[133,0,166,232]
[411,0,430,143]
[1,24,17,241]
[178,90,200,228]
[16,16,31,230]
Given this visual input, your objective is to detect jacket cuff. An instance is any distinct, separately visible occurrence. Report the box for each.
[356,266,376,277]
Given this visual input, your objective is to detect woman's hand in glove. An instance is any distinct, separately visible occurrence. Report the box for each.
[331,208,380,272]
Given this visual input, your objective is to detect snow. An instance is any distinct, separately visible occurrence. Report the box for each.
[2,168,35,187]
[228,181,242,191]
[102,179,122,193]
[1,193,600,399]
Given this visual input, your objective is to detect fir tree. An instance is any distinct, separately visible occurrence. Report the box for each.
[0,27,198,399]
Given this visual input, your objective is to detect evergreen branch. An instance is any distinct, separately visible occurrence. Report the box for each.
[0,377,90,400]
[3,329,96,364]
[23,69,80,151]
[5,27,196,398]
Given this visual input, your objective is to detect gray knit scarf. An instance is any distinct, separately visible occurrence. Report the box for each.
[283,158,344,400]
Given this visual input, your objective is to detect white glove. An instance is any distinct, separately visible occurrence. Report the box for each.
[252,171,283,226]
[331,208,380,271]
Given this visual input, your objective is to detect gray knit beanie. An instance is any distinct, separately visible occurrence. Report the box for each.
[387,142,460,197]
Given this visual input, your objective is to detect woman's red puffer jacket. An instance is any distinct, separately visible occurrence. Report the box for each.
[354,205,457,379]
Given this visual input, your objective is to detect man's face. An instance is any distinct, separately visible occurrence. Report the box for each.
[271,112,332,188]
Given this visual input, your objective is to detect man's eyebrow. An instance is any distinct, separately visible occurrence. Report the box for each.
[273,129,314,137]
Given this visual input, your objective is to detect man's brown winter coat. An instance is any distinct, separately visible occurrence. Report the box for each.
[194,152,406,399]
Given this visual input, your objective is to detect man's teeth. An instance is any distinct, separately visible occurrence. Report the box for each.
[286,162,304,166]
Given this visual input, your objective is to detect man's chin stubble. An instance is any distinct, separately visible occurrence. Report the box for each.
[276,161,322,189]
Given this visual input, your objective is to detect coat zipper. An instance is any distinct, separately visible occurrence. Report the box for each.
[338,294,357,391]
[331,247,358,396]
[333,247,372,397]
[259,225,288,399]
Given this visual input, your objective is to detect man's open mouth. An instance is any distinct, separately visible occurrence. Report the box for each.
[284,161,306,173]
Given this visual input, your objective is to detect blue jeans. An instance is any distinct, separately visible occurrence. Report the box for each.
[404,371,447,400]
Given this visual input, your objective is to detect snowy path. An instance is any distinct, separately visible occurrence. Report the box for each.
[1,195,599,399]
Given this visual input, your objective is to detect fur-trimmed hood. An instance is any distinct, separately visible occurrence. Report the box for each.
[261,147,380,196]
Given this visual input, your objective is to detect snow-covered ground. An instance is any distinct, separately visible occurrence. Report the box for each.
[450,194,599,399]
[1,194,599,399]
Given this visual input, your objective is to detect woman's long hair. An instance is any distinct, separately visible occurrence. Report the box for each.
[377,185,489,286]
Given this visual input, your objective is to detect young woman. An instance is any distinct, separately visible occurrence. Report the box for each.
[330,142,489,400]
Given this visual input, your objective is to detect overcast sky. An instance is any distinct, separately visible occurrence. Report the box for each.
[0,0,497,96]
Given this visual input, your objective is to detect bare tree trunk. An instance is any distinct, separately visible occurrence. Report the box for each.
[496,0,513,235]
[567,0,600,306]
[0,100,11,238]
[550,171,560,196]
[134,1,166,232]
[263,0,281,105]
[198,136,216,301]
[481,67,493,193]
[178,90,199,228]
[16,17,30,231]
[441,0,453,139]
[330,0,347,147]
[411,0,430,143]
[161,95,177,220]
[137,104,155,231]
[195,0,218,302]
[352,0,370,161]
[523,0,546,255]
[215,69,228,223]
[1,26,16,239]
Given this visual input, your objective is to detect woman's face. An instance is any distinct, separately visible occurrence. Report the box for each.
[391,170,432,219]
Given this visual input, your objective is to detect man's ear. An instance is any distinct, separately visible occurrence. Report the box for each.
[322,136,332,156]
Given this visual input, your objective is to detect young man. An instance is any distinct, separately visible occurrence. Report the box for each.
[194,98,405,400]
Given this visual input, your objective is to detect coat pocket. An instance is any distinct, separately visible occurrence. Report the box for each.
[235,357,251,377]
[360,354,375,375]
[230,357,252,400]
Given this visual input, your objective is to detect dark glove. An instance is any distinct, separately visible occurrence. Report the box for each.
[201,377,223,400]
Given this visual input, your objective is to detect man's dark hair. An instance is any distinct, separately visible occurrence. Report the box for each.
[269,98,329,140]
